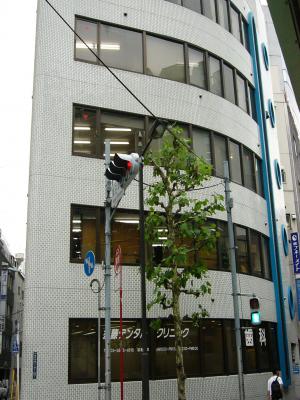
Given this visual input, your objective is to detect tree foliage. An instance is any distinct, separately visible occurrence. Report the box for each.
[144,127,224,400]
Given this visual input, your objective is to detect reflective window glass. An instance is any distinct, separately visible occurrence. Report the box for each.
[183,0,201,12]
[250,231,262,276]
[214,134,227,178]
[243,148,256,191]
[224,320,237,373]
[199,244,218,269]
[188,47,206,88]
[230,6,242,42]
[242,324,257,372]
[112,212,140,265]
[236,74,248,112]
[249,85,257,121]
[255,157,264,196]
[101,111,144,157]
[100,24,143,73]
[75,19,98,62]
[73,106,97,156]
[261,236,271,279]
[202,320,225,374]
[242,19,249,50]
[223,64,236,104]
[146,35,185,83]
[209,56,222,96]
[192,127,212,164]
[218,221,229,269]
[235,226,249,273]
[229,141,242,184]
[218,0,229,30]
[69,319,98,383]
[256,327,270,370]
[151,320,200,378]
[269,324,279,368]
[202,0,217,22]
[71,206,97,261]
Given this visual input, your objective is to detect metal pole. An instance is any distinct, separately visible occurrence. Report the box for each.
[16,319,20,400]
[98,279,101,400]
[104,140,112,400]
[138,133,150,400]
[224,161,245,400]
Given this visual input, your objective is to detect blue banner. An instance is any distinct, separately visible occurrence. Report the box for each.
[291,232,300,274]
[296,280,300,320]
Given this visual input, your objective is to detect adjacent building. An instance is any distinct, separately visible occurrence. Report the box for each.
[23,0,300,399]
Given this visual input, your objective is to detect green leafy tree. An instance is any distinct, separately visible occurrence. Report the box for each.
[144,127,224,400]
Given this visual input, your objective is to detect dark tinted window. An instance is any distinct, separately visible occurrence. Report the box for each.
[223,64,236,104]
[229,141,242,184]
[242,325,257,372]
[261,236,271,279]
[249,85,257,121]
[192,127,212,164]
[183,0,201,12]
[188,47,206,88]
[236,226,249,274]
[71,206,97,261]
[75,19,98,62]
[214,134,227,177]
[73,106,97,156]
[224,320,237,373]
[218,0,229,30]
[202,320,225,374]
[242,19,249,50]
[236,74,248,112]
[202,0,217,21]
[218,221,229,269]
[243,148,256,191]
[146,35,185,83]
[69,319,98,383]
[209,56,222,96]
[255,157,264,197]
[230,6,242,42]
[250,231,262,276]
[100,24,143,73]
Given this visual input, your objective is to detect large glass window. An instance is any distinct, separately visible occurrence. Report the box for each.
[249,85,257,121]
[75,19,98,62]
[188,48,206,88]
[209,56,222,96]
[242,19,249,50]
[223,64,236,104]
[218,0,229,30]
[69,319,98,383]
[229,141,242,184]
[224,320,237,373]
[101,111,144,157]
[73,106,97,156]
[71,206,97,261]
[218,221,229,269]
[146,35,185,83]
[250,231,262,276]
[183,0,201,12]
[202,320,225,375]
[261,236,271,279]
[235,226,249,274]
[242,325,257,372]
[112,212,140,265]
[202,0,217,22]
[192,127,212,164]
[213,134,227,178]
[230,6,242,42]
[100,24,143,73]
[236,74,248,112]
[255,157,264,197]
[243,148,256,191]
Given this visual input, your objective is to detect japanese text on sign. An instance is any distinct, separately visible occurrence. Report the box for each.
[291,232,300,274]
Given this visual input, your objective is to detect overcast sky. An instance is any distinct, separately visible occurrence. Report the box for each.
[0,1,37,256]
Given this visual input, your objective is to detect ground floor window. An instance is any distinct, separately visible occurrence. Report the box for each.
[68,318,278,383]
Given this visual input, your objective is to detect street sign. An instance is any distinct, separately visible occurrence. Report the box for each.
[12,337,19,354]
[83,251,95,277]
[33,352,37,379]
[291,232,300,274]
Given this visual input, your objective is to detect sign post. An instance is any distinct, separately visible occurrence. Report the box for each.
[291,233,300,274]
[114,245,123,400]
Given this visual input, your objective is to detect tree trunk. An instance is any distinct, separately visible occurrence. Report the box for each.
[173,290,186,400]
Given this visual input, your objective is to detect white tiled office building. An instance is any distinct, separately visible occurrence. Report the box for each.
[23,0,300,399]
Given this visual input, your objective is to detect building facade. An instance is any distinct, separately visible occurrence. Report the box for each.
[23,0,300,399]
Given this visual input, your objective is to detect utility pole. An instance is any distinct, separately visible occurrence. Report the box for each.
[138,132,150,400]
[104,140,112,400]
[224,161,245,400]
[16,319,20,400]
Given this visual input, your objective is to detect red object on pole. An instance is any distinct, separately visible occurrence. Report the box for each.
[114,245,123,400]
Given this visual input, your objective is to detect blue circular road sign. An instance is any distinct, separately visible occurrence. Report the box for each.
[84,251,95,277]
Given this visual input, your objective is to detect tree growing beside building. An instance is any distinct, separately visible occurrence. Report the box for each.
[145,127,224,400]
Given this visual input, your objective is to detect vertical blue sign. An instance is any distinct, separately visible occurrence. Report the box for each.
[33,352,37,379]
[291,232,300,274]
[296,280,300,320]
